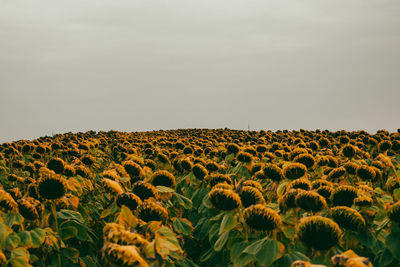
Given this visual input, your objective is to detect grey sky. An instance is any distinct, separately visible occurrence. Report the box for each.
[1,0,399,142]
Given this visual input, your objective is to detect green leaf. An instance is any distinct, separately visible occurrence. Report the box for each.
[254,239,283,266]
[173,218,193,235]
[173,193,192,209]
[0,221,11,249]
[219,212,236,235]
[5,233,20,249]
[276,251,310,267]
[191,188,208,208]
[231,241,254,267]
[4,213,24,227]
[156,186,175,193]
[118,205,138,228]
[61,226,78,240]
[199,248,215,262]
[376,249,394,267]
[56,209,84,223]
[243,239,265,255]
[394,188,400,201]
[62,247,79,259]
[386,232,400,261]
[30,228,46,248]
[18,231,33,247]
[8,247,30,267]
[213,231,229,251]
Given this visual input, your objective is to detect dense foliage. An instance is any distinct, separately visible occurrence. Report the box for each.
[1,128,400,266]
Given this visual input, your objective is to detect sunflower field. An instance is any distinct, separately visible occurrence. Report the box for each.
[1,129,400,267]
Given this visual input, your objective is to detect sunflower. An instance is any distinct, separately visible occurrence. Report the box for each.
[192,164,208,180]
[331,206,366,231]
[295,191,327,213]
[297,216,342,251]
[38,175,66,200]
[263,164,284,182]
[283,163,307,180]
[102,243,149,267]
[239,186,265,208]
[131,181,158,200]
[208,188,241,211]
[331,185,358,207]
[116,193,142,211]
[136,201,168,222]
[46,157,65,174]
[243,204,281,231]
[151,170,176,188]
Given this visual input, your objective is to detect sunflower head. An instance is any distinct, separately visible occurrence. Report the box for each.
[116,193,142,211]
[263,164,284,182]
[103,223,149,247]
[328,167,346,180]
[122,161,143,182]
[287,178,311,191]
[18,198,41,221]
[150,170,176,188]
[243,204,281,231]
[136,201,168,222]
[343,162,358,175]
[239,186,265,208]
[38,174,66,200]
[388,200,400,223]
[356,165,376,181]
[0,189,18,211]
[192,164,208,180]
[297,216,342,251]
[102,178,124,194]
[208,188,241,211]
[330,206,366,231]
[279,189,302,212]
[237,152,253,163]
[46,157,65,174]
[283,163,307,180]
[295,191,327,213]
[341,145,356,158]
[331,185,358,207]
[293,154,315,169]
[131,181,158,200]
[206,174,233,187]
[102,243,149,267]
[354,196,373,207]
[242,180,263,191]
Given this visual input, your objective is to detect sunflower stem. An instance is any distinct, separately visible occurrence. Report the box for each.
[50,201,61,267]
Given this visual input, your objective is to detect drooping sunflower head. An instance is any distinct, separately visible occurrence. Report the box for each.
[287,178,311,191]
[208,188,241,211]
[293,153,315,169]
[263,164,283,182]
[131,181,158,200]
[102,243,149,267]
[283,163,307,180]
[331,185,358,207]
[18,198,41,221]
[63,165,76,177]
[297,216,342,251]
[102,178,124,195]
[388,200,400,223]
[103,223,149,247]
[356,165,376,181]
[354,196,373,207]
[343,161,358,175]
[239,186,265,208]
[116,192,142,211]
[46,157,65,174]
[122,161,143,182]
[150,170,176,188]
[206,174,233,187]
[242,180,263,192]
[0,189,18,212]
[38,174,66,200]
[192,164,208,180]
[328,167,346,180]
[278,189,302,212]
[295,190,327,213]
[341,145,356,158]
[237,152,253,163]
[330,206,366,231]
[311,179,331,190]
[136,201,168,223]
[243,204,281,231]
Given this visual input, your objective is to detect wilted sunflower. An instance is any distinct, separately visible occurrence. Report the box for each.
[387,200,400,223]
[242,180,263,191]
[283,163,307,180]
[263,164,283,182]
[102,243,149,267]
[208,188,241,211]
[206,174,233,187]
[46,157,65,174]
[101,178,124,194]
[331,206,366,231]
[205,162,220,172]
[122,161,143,182]
[18,198,40,220]
[136,201,168,222]
[38,175,66,200]
[212,183,234,190]
[331,185,358,207]
[287,178,311,191]
[293,153,315,169]
[295,191,327,213]
[328,167,346,180]
[116,193,142,211]
[63,165,76,177]
[180,158,193,171]
[131,181,158,200]
[226,143,240,155]
[297,216,342,251]
[341,145,356,158]
[356,165,376,181]
[239,186,265,208]
[343,162,358,175]
[311,179,331,190]
[354,196,373,207]
[0,189,18,211]
[378,140,392,152]
[243,204,281,231]
[104,223,149,247]
[279,189,302,212]
[192,164,208,180]
[150,170,176,188]
[237,152,253,163]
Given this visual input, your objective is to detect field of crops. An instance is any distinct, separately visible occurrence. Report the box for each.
[1,129,400,266]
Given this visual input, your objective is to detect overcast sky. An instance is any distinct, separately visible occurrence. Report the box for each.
[1,0,399,142]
